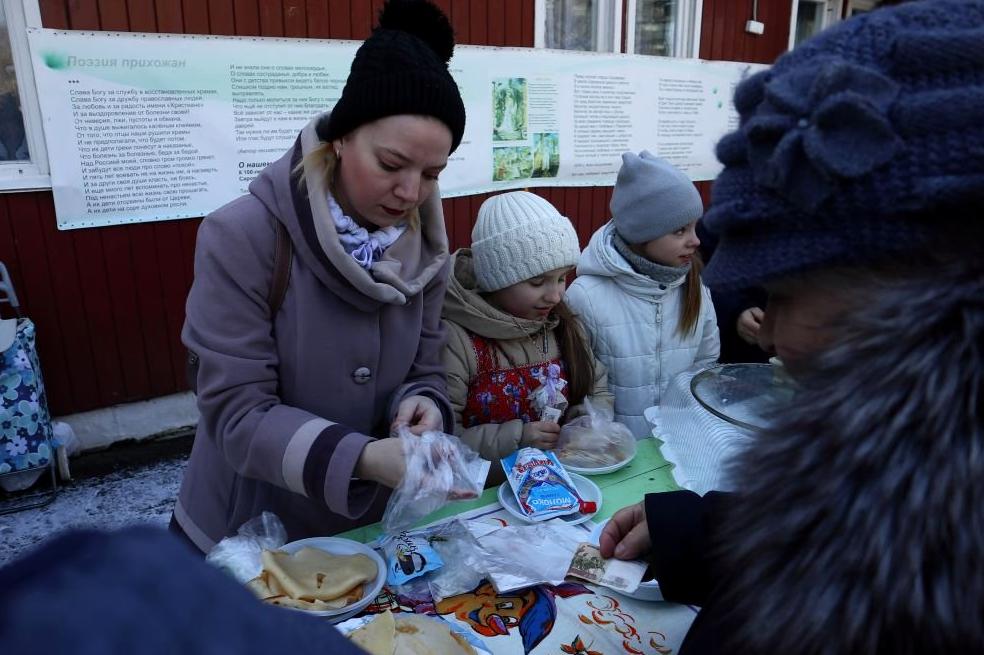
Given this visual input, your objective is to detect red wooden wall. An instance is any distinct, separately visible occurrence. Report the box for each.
[699,0,792,63]
[693,0,793,206]
[0,0,791,415]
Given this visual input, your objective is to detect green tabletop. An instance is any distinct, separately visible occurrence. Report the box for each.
[339,438,679,544]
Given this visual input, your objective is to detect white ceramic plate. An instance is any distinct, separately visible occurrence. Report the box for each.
[558,448,637,476]
[272,536,386,622]
[497,472,602,526]
[336,613,493,655]
[588,519,663,601]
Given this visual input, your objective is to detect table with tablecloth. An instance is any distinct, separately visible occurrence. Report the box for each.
[338,438,698,655]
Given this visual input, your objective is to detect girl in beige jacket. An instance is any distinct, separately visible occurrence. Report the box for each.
[442,192,614,465]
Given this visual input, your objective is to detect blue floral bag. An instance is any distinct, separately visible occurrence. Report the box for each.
[0,318,53,475]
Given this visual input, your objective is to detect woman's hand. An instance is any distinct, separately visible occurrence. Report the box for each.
[392,395,443,435]
[736,307,765,345]
[600,501,652,560]
[355,438,406,489]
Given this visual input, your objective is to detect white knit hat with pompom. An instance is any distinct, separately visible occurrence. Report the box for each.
[471,191,581,292]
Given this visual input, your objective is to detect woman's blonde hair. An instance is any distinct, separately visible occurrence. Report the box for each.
[293,140,421,230]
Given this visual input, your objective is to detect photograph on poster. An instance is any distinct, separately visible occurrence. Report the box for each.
[532,132,559,178]
[492,77,527,142]
[492,146,532,181]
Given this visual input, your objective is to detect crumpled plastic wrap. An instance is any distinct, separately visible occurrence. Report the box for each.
[425,520,489,602]
[381,427,491,535]
[415,517,590,597]
[205,511,287,583]
[466,519,586,593]
[556,397,637,469]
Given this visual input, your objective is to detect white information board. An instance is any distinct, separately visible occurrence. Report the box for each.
[27,29,764,230]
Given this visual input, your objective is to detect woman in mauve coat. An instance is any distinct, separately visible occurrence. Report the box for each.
[171,0,467,552]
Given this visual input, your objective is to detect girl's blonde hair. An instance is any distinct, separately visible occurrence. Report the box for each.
[293,140,421,230]
[554,301,596,409]
[678,252,704,336]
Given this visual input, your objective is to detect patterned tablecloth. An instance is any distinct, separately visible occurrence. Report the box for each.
[340,442,697,655]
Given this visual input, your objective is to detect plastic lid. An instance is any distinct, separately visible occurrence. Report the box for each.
[689,363,788,432]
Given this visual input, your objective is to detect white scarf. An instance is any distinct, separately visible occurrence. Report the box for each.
[327,192,406,270]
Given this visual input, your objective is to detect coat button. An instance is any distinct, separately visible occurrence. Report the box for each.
[352,367,372,384]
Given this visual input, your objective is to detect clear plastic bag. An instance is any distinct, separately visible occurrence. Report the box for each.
[556,397,637,469]
[381,427,491,535]
[426,520,488,602]
[205,511,287,583]
[467,519,586,593]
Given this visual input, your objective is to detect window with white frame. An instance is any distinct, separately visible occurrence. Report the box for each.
[0,10,27,162]
[845,0,876,17]
[789,0,843,49]
[536,0,701,58]
[626,0,701,58]
[0,0,49,191]
[539,0,621,52]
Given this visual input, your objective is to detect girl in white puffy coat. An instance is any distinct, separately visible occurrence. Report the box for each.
[566,152,719,438]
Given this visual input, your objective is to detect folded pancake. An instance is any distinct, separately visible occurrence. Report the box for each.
[261,547,377,601]
[349,610,397,655]
[393,615,477,655]
[345,613,477,655]
[248,571,364,610]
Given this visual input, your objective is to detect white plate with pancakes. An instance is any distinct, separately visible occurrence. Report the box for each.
[556,449,636,476]
[246,536,386,622]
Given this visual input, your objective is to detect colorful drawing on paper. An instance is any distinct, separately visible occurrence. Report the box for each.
[575,595,674,655]
[532,133,559,178]
[493,78,528,142]
[435,581,591,654]
[493,146,533,181]
[561,634,603,655]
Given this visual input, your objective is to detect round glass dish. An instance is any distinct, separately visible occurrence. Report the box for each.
[689,363,787,433]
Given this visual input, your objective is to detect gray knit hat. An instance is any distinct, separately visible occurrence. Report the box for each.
[611,151,704,244]
[472,191,581,292]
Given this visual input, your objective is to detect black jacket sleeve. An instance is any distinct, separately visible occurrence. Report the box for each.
[712,286,770,363]
[697,221,769,364]
[645,490,730,606]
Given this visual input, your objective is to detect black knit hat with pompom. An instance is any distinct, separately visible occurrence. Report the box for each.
[319,0,466,153]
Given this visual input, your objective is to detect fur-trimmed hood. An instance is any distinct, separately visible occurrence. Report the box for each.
[715,261,984,654]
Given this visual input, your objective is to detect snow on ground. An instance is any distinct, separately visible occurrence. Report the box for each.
[0,455,187,566]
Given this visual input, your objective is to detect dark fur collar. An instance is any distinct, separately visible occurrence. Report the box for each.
[716,261,984,654]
